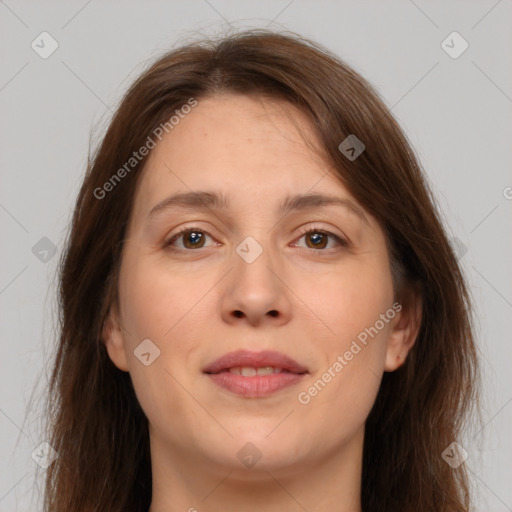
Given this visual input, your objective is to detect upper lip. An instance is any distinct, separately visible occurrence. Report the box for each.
[203,350,309,374]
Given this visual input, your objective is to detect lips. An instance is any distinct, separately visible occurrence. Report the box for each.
[203,349,308,398]
[202,349,308,375]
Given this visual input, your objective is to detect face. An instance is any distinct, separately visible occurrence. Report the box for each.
[103,94,417,478]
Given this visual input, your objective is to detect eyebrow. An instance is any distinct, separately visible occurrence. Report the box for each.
[147,190,369,225]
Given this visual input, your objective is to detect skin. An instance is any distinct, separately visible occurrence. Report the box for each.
[102,94,421,512]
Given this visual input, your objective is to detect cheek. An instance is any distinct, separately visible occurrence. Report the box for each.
[294,257,393,413]
[117,261,207,435]
[119,256,204,342]
[118,256,216,390]
[303,255,394,339]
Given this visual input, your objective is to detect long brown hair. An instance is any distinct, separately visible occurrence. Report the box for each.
[39,28,480,511]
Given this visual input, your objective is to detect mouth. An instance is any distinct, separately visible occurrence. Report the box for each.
[203,350,308,398]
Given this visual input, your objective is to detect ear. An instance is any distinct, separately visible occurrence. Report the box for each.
[384,289,422,372]
[102,303,129,372]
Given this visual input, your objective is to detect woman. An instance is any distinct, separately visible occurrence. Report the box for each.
[41,29,480,511]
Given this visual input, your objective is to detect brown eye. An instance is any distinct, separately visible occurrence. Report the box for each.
[294,228,347,251]
[181,230,206,249]
[165,228,215,251]
[305,231,328,249]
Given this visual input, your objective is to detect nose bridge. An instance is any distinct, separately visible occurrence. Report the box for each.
[233,232,278,294]
[220,231,291,325]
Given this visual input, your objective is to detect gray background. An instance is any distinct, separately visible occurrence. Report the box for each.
[1,1,511,510]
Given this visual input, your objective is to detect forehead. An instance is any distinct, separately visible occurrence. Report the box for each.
[131,94,359,220]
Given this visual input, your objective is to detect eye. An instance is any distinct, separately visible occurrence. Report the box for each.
[292,226,348,251]
[164,225,348,253]
[164,227,218,251]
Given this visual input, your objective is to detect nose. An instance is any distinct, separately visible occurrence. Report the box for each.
[220,238,292,327]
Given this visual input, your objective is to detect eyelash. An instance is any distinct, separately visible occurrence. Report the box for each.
[163,225,348,254]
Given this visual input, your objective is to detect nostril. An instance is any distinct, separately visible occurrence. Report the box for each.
[233,310,244,318]
[268,310,278,317]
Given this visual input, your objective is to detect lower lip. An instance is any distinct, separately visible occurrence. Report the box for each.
[206,371,306,397]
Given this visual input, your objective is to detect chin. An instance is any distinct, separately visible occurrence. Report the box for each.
[225,431,306,470]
